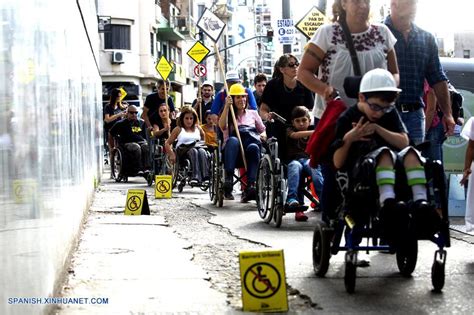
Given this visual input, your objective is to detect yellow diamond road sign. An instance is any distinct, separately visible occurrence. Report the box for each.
[295,6,327,40]
[187,41,210,64]
[156,56,173,80]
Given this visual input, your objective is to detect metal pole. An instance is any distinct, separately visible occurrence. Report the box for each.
[318,0,327,14]
[282,0,291,54]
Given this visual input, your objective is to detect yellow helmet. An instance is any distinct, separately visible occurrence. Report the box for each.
[229,83,247,96]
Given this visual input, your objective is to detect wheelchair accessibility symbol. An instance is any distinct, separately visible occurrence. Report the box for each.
[156,180,171,194]
[243,262,281,299]
[127,195,142,212]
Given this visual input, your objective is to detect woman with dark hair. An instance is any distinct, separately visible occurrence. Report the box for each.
[259,54,314,123]
[219,84,267,202]
[165,106,209,185]
[104,88,128,169]
[297,0,400,224]
[150,103,176,141]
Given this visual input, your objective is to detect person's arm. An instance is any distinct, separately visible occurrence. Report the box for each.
[197,125,205,140]
[218,96,232,131]
[425,88,437,132]
[259,102,271,121]
[460,139,474,186]
[164,127,180,163]
[432,80,455,136]
[246,88,257,110]
[297,43,335,100]
[104,111,125,123]
[387,49,400,86]
[141,107,151,128]
[289,130,313,139]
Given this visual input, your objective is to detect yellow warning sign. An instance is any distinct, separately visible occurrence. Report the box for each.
[295,6,327,39]
[13,179,37,203]
[239,249,288,312]
[119,87,127,101]
[187,41,211,64]
[155,56,173,80]
[155,175,172,199]
[125,189,150,215]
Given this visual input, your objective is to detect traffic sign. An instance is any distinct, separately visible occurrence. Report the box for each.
[295,6,327,39]
[125,189,150,215]
[187,41,211,64]
[118,87,127,102]
[196,8,226,43]
[155,56,173,80]
[155,175,172,199]
[193,64,207,77]
[239,249,288,312]
[276,19,295,45]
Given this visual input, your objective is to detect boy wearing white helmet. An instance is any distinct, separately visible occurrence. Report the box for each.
[332,68,439,248]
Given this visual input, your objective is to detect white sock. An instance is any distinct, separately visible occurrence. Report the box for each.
[406,167,427,201]
[411,184,427,201]
[379,185,395,206]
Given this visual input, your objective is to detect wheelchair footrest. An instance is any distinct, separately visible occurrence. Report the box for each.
[284,204,309,213]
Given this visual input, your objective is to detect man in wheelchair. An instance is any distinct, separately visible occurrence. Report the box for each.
[110,105,150,176]
[332,69,440,245]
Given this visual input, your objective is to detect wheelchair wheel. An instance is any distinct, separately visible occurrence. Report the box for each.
[312,222,332,277]
[209,151,218,203]
[431,249,446,292]
[274,204,283,228]
[111,148,123,182]
[344,251,357,294]
[256,155,275,223]
[396,237,418,277]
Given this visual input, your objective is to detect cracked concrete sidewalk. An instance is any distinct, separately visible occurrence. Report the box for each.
[54,179,233,314]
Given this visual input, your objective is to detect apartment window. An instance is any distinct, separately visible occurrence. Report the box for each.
[464,49,470,59]
[104,24,131,50]
[150,33,154,55]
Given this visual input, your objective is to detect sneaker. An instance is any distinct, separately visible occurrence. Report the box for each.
[286,198,299,207]
[295,211,308,222]
[189,178,199,186]
[356,253,371,267]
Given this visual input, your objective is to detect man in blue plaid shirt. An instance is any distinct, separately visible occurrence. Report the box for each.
[385,0,455,145]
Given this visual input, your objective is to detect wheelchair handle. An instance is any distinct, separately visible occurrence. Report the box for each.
[270,112,286,124]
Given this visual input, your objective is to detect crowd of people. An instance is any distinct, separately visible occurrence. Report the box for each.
[104,0,471,226]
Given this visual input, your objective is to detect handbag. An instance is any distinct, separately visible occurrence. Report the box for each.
[340,19,362,99]
[305,20,363,167]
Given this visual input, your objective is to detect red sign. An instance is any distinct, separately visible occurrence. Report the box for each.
[193,64,207,77]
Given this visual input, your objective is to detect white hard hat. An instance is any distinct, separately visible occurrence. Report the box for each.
[202,80,213,88]
[225,70,241,82]
[359,68,401,93]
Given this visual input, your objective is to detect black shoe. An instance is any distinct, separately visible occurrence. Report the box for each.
[241,185,256,203]
[223,182,234,200]
[413,199,440,234]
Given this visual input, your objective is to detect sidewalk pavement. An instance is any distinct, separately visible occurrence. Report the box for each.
[55,172,232,314]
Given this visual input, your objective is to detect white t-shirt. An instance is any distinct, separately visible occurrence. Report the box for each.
[309,22,397,118]
[461,117,474,232]
[176,127,200,148]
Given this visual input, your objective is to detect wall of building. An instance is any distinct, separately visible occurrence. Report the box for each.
[0,0,102,314]
[454,32,474,59]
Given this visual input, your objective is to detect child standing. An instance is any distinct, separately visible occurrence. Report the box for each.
[286,106,323,222]
[201,110,218,148]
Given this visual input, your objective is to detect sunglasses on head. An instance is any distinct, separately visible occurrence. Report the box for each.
[367,101,395,113]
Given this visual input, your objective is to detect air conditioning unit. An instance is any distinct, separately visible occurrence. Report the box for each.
[112,51,124,64]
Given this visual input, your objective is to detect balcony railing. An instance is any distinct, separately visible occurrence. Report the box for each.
[171,15,197,39]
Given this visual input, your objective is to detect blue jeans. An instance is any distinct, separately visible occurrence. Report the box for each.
[287,158,323,204]
[224,137,260,183]
[423,122,445,162]
[399,108,425,145]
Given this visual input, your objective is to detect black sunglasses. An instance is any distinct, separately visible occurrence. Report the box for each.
[287,62,299,68]
[367,101,395,113]
[128,111,138,115]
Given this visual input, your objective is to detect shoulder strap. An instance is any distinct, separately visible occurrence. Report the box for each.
[339,20,362,76]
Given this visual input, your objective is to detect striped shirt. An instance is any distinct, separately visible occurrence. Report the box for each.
[385,16,447,107]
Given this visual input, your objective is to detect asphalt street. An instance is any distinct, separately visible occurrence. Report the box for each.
[56,172,474,314]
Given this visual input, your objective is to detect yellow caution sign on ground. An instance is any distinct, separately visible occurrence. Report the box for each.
[125,189,150,215]
[13,179,37,203]
[239,249,288,312]
[155,175,172,199]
